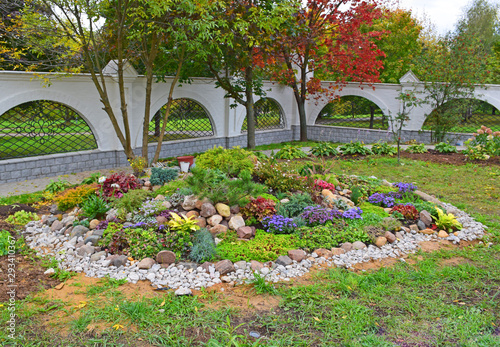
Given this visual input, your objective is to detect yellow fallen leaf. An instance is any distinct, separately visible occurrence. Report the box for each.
[76,301,87,309]
[492,323,497,327]
[313,317,321,322]
[112,324,124,331]
[160,299,165,307]
[195,307,198,312]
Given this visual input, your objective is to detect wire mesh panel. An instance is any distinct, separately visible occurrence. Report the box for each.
[241,98,285,133]
[148,98,214,143]
[0,100,98,160]
[422,99,500,137]
[315,96,388,130]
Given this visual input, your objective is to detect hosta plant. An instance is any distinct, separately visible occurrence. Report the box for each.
[339,141,373,156]
[434,142,457,153]
[274,146,308,159]
[405,143,427,154]
[310,142,339,157]
[371,142,397,155]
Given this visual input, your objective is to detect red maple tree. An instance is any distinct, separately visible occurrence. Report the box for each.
[270,0,387,141]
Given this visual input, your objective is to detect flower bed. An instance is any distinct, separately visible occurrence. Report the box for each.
[20,147,488,294]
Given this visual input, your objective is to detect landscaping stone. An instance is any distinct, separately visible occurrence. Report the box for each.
[186,211,199,219]
[137,258,156,269]
[340,242,353,252]
[77,245,95,256]
[315,248,333,258]
[90,251,106,262]
[234,261,247,270]
[275,255,292,266]
[375,237,387,248]
[352,241,367,250]
[182,195,198,210]
[175,288,192,296]
[288,249,307,262]
[438,230,449,238]
[162,201,172,209]
[50,220,64,232]
[109,255,128,268]
[209,224,227,235]
[230,206,240,214]
[195,198,211,210]
[89,219,100,230]
[331,248,345,256]
[236,226,253,239]
[83,235,101,246]
[419,229,435,235]
[215,259,235,275]
[44,268,55,275]
[156,216,168,225]
[200,203,217,217]
[417,220,426,230]
[420,210,433,227]
[154,194,165,201]
[215,203,231,218]
[195,217,207,228]
[61,215,75,226]
[71,225,89,238]
[250,260,263,271]
[228,216,245,230]
[384,231,396,243]
[409,224,419,233]
[156,251,176,265]
[207,215,223,226]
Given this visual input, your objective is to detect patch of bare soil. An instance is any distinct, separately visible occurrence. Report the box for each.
[399,149,500,166]
[0,204,36,218]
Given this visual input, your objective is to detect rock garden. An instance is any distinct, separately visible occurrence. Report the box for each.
[12,144,489,296]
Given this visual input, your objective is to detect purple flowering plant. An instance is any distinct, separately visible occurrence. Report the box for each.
[262,215,297,234]
[368,193,395,208]
[301,206,342,226]
[393,182,418,194]
[342,207,363,220]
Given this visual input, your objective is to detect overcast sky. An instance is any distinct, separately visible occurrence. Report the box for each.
[398,0,472,35]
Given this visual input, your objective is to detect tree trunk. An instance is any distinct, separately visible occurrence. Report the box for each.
[245,66,256,149]
[141,70,154,161]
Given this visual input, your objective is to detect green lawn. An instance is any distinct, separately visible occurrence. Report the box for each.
[1,157,499,346]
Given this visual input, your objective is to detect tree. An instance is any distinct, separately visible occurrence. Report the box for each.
[270,0,386,142]
[204,0,292,149]
[369,8,423,84]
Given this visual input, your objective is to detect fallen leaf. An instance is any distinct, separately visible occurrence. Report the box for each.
[112,324,124,331]
[76,301,87,309]
[55,283,65,290]
[159,299,165,307]
[313,317,321,322]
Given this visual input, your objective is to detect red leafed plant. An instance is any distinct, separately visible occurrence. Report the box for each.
[313,179,336,192]
[241,196,277,221]
[99,173,140,199]
[391,204,419,220]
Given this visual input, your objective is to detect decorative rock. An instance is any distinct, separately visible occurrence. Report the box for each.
[260,267,270,276]
[55,283,65,290]
[419,228,435,235]
[409,224,419,233]
[156,216,168,225]
[275,255,293,266]
[195,198,211,210]
[200,262,213,273]
[315,248,333,258]
[84,235,101,246]
[215,203,231,218]
[236,226,253,239]
[154,194,165,201]
[44,268,55,275]
[77,245,95,256]
[375,237,387,248]
[71,225,89,238]
[331,248,345,256]
[384,231,396,243]
[352,241,367,250]
[250,260,263,272]
[50,220,64,232]
[230,206,240,214]
[137,257,156,269]
[111,255,128,268]
[90,251,106,262]
[438,230,449,238]
[419,210,433,227]
[195,217,207,228]
[175,287,192,296]
[209,224,228,236]
[341,242,353,252]
[200,203,217,217]
[234,260,247,269]
[182,195,198,211]
[89,219,100,230]
[417,220,426,230]
[156,250,176,265]
[214,259,235,275]
[186,211,199,219]
[384,208,392,214]
[207,215,223,226]
[228,216,245,230]
[162,201,172,209]
[288,249,307,262]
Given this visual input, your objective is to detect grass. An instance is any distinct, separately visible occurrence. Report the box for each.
[1,156,499,346]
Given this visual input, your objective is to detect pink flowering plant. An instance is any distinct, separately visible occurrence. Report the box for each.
[464,125,500,160]
[98,173,140,199]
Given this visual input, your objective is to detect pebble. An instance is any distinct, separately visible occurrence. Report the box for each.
[23,200,486,291]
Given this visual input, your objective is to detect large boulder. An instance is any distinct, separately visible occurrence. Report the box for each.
[228,216,245,230]
[200,203,217,217]
[182,195,198,211]
[237,226,254,239]
[207,215,223,226]
[288,249,306,262]
[214,259,235,275]
[215,203,231,218]
[156,250,176,265]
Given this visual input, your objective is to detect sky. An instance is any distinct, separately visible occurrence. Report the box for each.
[398,0,472,35]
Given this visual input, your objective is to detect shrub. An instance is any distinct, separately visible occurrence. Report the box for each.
[412,201,438,217]
[464,126,500,160]
[154,180,189,197]
[81,172,101,185]
[262,215,297,234]
[301,206,342,226]
[80,194,109,220]
[241,197,276,221]
[123,226,164,260]
[254,161,314,193]
[217,230,300,262]
[138,199,168,217]
[196,146,256,176]
[5,210,39,225]
[99,222,124,249]
[189,229,217,263]
[358,202,389,218]
[276,193,314,218]
[405,143,427,154]
[55,184,98,211]
[339,141,373,156]
[149,167,178,186]
[111,189,151,217]
[44,178,70,194]
[274,146,308,159]
[310,142,339,157]
[98,173,140,199]
[391,204,419,220]
[350,186,363,205]
[434,142,457,153]
[371,142,397,156]
[313,179,336,192]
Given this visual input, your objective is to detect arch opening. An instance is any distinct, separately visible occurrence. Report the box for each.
[315,96,388,130]
[148,98,214,143]
[0,100,98,160]
[241,98,285,133]
[423,98,500,142]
